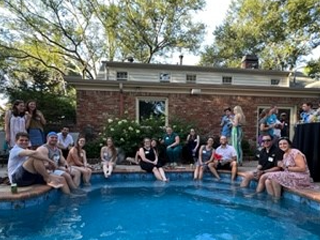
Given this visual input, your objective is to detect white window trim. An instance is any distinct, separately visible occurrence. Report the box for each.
[135,97,169,125]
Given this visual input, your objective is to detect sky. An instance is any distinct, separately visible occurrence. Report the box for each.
[170,0,232,65]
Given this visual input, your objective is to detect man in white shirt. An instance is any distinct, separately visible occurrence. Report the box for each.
[57,127,74,159]
[208,135,238,181]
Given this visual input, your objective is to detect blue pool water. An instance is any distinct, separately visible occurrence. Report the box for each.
[1,177,320,240]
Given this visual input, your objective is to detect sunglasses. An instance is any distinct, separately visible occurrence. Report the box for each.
[262,139,271,143]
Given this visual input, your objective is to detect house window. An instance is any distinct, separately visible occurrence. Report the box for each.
[116,71,128,81]
[136,97,168,125]
[186,74,196,83]
[160,73,171,82]
[271,79,280,86]
[222,76,232,85]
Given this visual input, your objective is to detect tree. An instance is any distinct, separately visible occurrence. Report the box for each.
[200,0,320,70]
[0,0,206,79]
[4,66,76,131]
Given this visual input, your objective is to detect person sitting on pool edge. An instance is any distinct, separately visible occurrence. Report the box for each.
[37,131,83,195]
[208,135,238,181]
[240,134,283,192]
[193,136,215,180]
[139,137,168,182]
[7,132,64,189]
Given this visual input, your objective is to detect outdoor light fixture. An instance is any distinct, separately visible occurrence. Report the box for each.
[190,88,201,95]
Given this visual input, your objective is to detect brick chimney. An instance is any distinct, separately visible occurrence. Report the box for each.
[241,55,258,69]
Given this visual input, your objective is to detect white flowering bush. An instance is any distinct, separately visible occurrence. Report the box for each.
[94,115,197,158]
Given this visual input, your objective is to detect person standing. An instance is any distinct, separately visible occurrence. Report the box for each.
[57,127,74,159]
[300,102,315,123]
[4,100,27,148]
[279,113,289,138]
[25,100,46,149]
[220,107,233,142]
[231,105,246,165]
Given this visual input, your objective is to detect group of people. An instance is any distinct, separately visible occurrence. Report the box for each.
[4,99,46,150]
[241,135,318,199]
[4,99,319,199]
[7,130,93,195]
[4,99,95,195]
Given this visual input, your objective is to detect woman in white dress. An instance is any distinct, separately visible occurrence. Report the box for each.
[4,100,27,148]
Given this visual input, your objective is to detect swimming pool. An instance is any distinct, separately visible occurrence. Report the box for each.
[1,174,320,240]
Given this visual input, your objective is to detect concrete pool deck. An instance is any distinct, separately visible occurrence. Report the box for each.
[1,160,320,205]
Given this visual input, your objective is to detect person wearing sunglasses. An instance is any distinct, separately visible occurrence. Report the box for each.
[240,134,283,191]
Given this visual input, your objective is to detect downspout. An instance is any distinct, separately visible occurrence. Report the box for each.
[119,82,124,117]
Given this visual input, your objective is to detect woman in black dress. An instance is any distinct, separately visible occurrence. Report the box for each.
[139,138,168,182]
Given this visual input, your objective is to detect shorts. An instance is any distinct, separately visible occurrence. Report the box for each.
[217,162,232,170]
[12,165,45,187]
[53,170,65,176]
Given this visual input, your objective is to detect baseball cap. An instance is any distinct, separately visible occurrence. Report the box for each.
[47,131,58,138]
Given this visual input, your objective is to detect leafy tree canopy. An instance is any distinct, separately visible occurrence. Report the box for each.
[200,0,320,72]
[0,0,206,79]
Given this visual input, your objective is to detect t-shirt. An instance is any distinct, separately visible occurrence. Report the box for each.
[57,133,74,149]
[7,145,27,183]
[259,145,284,170]
[215,144,237,163]
[163,133,179,147]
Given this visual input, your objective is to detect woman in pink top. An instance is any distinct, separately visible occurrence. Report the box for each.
[265,137,318,199]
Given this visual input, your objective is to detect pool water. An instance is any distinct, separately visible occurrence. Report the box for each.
[1,179,320,240]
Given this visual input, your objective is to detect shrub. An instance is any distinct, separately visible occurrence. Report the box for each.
[94,115,198,158]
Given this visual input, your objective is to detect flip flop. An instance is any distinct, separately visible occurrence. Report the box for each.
[47,181,64,189]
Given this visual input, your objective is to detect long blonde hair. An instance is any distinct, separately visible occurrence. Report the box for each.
[234,105,246,124]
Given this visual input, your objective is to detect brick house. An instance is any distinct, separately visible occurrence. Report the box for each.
[66,59,319,148]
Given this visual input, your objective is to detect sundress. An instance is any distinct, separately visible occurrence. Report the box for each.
[231,125,243,165]
[9,114,27,148]
[267,149,316,189]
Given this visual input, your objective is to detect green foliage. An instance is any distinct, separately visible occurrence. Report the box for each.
[0,0,206,78]
[241,139,254,157]
[84,140,101,161]
[89,115,197,158]
[200,0,320,70]
[305,58,320,80]
[3,66,76,131]
[99,117,143,157]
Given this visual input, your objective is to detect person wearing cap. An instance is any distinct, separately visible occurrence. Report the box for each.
[7,132,64,189]
[37,131,82,194]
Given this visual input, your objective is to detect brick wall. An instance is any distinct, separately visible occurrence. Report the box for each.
[75,89,316,145]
